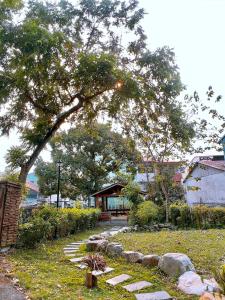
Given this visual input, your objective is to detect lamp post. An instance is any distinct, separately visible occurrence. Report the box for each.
[54,160,62,239]
[56,160,62,209]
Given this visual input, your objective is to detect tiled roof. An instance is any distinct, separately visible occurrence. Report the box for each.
[199,160,225,171]
[26,181,39,192]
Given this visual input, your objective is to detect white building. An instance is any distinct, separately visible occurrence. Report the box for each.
[183,159,225,207]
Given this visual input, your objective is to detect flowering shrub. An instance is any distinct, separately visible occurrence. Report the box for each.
[17,206,100,248]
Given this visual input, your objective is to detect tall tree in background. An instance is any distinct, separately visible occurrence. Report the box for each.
[0,0,185,185]
[35,123,140,200]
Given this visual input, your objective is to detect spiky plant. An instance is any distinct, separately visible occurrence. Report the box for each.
[82,254,106,272]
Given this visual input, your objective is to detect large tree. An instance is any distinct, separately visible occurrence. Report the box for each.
[0,0,184,184]
[35,123,140,199]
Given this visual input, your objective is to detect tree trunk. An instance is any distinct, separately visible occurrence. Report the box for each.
[18,100,83,184]
[160,180,169,223]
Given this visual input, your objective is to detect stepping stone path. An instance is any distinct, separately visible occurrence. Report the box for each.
[123,281,152,292]
[62,227,172,299]
[135,291,173,300]
[106,274,132,286]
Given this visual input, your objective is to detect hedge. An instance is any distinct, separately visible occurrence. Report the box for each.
[169,203,225,229]
[17,206,101,248]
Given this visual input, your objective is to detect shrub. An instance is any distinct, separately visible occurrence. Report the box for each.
[17,217,52,248]
[136,201,159,226]
[17,206,101,248]
[169,203,225,229]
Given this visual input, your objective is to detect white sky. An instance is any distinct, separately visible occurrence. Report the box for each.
[1,0,225,170]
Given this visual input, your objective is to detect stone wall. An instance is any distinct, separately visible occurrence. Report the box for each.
[0,181,21,248]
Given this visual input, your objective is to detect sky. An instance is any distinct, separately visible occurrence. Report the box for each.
[0,0,225,171]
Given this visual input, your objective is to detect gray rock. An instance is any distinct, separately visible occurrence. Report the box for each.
[86,239,108,252]
[142,255,160,267]
[203,278,222,293]
[122,251,144,263]
[106,242,123,257]
[135,291,172,300]
[123,281,152,292]
[89,235,104,240]
[106,274,132,286]
[97,239,109,252]
[158,253,195,277]
[177,271,206,295]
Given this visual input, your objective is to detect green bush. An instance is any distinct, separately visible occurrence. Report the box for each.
[215,264,225,294]
[136,201,159,226]
[17,217,53,248]
[17,206,101,248]
[169,203,225,229]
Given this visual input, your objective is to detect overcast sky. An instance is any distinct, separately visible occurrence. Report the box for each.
[0,0,225,170]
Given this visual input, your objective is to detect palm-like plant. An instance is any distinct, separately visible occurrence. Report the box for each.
[82,254,106,288]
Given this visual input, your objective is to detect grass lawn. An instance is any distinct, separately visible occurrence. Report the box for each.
[7,228,225,300]
[112,229,225,275]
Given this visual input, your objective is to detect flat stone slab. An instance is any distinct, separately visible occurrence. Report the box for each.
[135,291,172,300]
[65,254,77,257]
[92,267,114,277]
[64,247,79,251]
[76,264,87,269]
[106,274,132,286]
[64,250,79,253]
[69,257,84,263]
[123,281,152,292]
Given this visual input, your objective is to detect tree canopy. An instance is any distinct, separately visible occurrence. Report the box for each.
[35,123,140,199]
[0,0,186,183]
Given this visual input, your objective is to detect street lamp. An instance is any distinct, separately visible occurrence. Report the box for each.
[54,160,62,239]
[56,160,62,209]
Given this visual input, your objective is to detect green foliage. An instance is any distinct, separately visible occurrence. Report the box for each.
[35,123,140,198]
[122,180,144,208]
[215,264,225,294]
[136,201,159,226]
[169,203,225,229]
[0,169,27,198]
[17,206,100,248]
[0,0,189,185]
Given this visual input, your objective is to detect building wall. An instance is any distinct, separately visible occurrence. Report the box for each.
[184,166,225,206]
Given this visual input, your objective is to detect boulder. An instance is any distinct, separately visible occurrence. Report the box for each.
[158,253,195,277]
[122,251,144,263]
[106,242,123,257]
[199,292,216,300]
[86,239,108,252]
[89,235,104,241]
[177,271,206,295]
[97,239,109,252]
[142,255,160,267]
[203,278,222,293]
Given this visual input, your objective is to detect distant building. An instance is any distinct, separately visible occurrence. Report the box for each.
[183,136,225,207]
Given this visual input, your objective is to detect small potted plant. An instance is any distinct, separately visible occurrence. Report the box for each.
[82,254,106,288]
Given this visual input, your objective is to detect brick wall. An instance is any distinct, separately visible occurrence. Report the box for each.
[0,181,21,248]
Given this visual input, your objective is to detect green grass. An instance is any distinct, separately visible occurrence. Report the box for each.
[8,228,225,300]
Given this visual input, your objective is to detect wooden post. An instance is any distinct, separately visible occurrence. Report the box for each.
[85,272,97,288]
